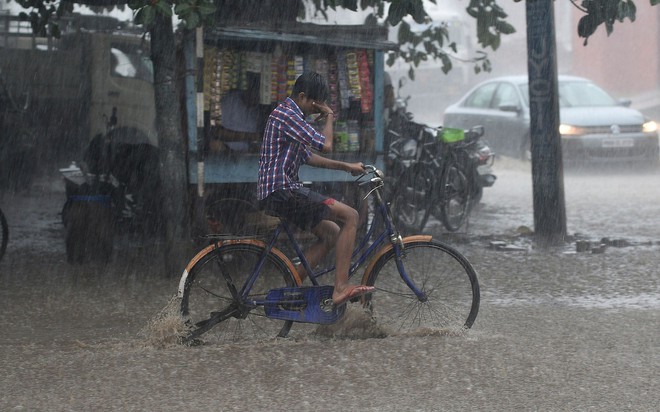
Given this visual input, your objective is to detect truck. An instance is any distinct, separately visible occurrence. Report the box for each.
[0,13,160,262]
[0,13,157,173]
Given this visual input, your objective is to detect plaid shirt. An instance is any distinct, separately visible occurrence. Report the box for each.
[258,97,326,200]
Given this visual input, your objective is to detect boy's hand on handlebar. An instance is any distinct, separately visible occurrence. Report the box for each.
[347,162,366,176]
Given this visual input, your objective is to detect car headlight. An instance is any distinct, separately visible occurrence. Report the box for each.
[642,120,658,133]
[559,124,582,135]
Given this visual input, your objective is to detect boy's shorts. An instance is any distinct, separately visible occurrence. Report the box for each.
[259,187,336,230]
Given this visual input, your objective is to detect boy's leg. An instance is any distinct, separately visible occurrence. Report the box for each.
[297,220,339,282]
[262,189,339,282]
[323,200,375,304]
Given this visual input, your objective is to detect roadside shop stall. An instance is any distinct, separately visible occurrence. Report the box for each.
[184,23,395,234]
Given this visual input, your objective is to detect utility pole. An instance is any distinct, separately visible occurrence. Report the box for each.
[525,0,567,246]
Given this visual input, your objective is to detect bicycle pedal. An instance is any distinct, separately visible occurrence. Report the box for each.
[320,298,335,313]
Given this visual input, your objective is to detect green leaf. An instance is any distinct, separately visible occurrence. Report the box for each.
[185,11,200,29]
[135,6,156,27]
[198,2,216,15]
[495,20,516,35]
[156,1,173,17]
[413,53,422,66]
[128,0,144,10]
[605,20,614,35]
[397,21,413,43]
[174,3,192,13]
[577,14,600,39]
[482,59,492,73]
[386,0,406,25]
[440,54,452,74]
[386,52,397,67]
[407,0,427,23]
[134,8,146,25]
[340,0,358,11]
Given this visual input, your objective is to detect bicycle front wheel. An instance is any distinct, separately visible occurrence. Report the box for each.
[179,243,298,343]
[0,208,7,262]
[363,240,479,334]
[438,161,470,232]
[391,166,433,234]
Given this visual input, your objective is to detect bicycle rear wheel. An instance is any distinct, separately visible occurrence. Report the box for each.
[363,240,479,334]
[179,243,298,343]
[0,208,7,262]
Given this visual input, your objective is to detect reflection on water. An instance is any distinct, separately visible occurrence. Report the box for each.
[489,293,660,309]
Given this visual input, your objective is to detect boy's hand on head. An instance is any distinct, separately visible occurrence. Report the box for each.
[312,101,334,122]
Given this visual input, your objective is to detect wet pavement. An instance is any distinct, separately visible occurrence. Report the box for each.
[0,158,658,411]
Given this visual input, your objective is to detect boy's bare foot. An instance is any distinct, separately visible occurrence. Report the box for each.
[332,285,375,306]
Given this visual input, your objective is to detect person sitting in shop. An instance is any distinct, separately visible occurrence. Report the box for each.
[209,73,265,153]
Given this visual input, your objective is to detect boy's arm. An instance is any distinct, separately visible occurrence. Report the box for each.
[307,153,365,176]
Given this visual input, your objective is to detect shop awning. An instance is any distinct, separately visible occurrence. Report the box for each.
[204,23,397,51]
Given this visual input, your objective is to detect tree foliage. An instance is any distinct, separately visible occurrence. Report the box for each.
[567,0,659,45]
[12,0,660,59]
[307,0,514,78]
[13,0,73,37]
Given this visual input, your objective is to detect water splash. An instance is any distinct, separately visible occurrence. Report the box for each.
[313,304,387,339]
[138,296,189,348]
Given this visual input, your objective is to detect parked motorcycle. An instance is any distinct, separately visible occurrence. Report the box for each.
[60,163,115,263]
[383,94,423,180]
[60,115,163,263]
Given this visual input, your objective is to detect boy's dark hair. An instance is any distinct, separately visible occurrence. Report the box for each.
[292,72,329,102]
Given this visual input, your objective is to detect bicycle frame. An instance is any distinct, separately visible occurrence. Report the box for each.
[233,166,430,309]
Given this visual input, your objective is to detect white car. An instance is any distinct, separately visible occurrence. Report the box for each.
[443,75,659,167]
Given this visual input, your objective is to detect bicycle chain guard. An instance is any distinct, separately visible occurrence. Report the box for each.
[265,285,346,324]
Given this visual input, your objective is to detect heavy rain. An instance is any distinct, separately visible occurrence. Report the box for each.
[1,0,659,411]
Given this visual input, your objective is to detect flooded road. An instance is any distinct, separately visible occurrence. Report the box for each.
[1,159,658,411]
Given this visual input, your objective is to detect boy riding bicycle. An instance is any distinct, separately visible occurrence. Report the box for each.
[257,72,375,306]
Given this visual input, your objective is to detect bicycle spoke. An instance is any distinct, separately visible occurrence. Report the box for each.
[180,243,297,343]
[364,241,479,334]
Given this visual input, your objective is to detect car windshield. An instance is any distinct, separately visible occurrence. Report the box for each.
[518,80,618,108]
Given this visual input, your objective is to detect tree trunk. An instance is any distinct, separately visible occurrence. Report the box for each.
[526,0,567,247]
[150,15,191,271]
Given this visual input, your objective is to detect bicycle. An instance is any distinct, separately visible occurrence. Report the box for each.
[0,206,7,262]
[391,126,486,233]
[177,165,480,343]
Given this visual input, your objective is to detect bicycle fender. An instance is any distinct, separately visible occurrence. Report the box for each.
[360,235,432,286]
[177,239,302,298]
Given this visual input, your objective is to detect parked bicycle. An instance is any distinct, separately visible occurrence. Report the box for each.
[390,125,494,234]
[177,165,480,343]
[0,206,7,262]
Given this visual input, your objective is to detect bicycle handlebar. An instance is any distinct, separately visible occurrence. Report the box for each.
[355,165,384,188]
[361,164,384,179]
